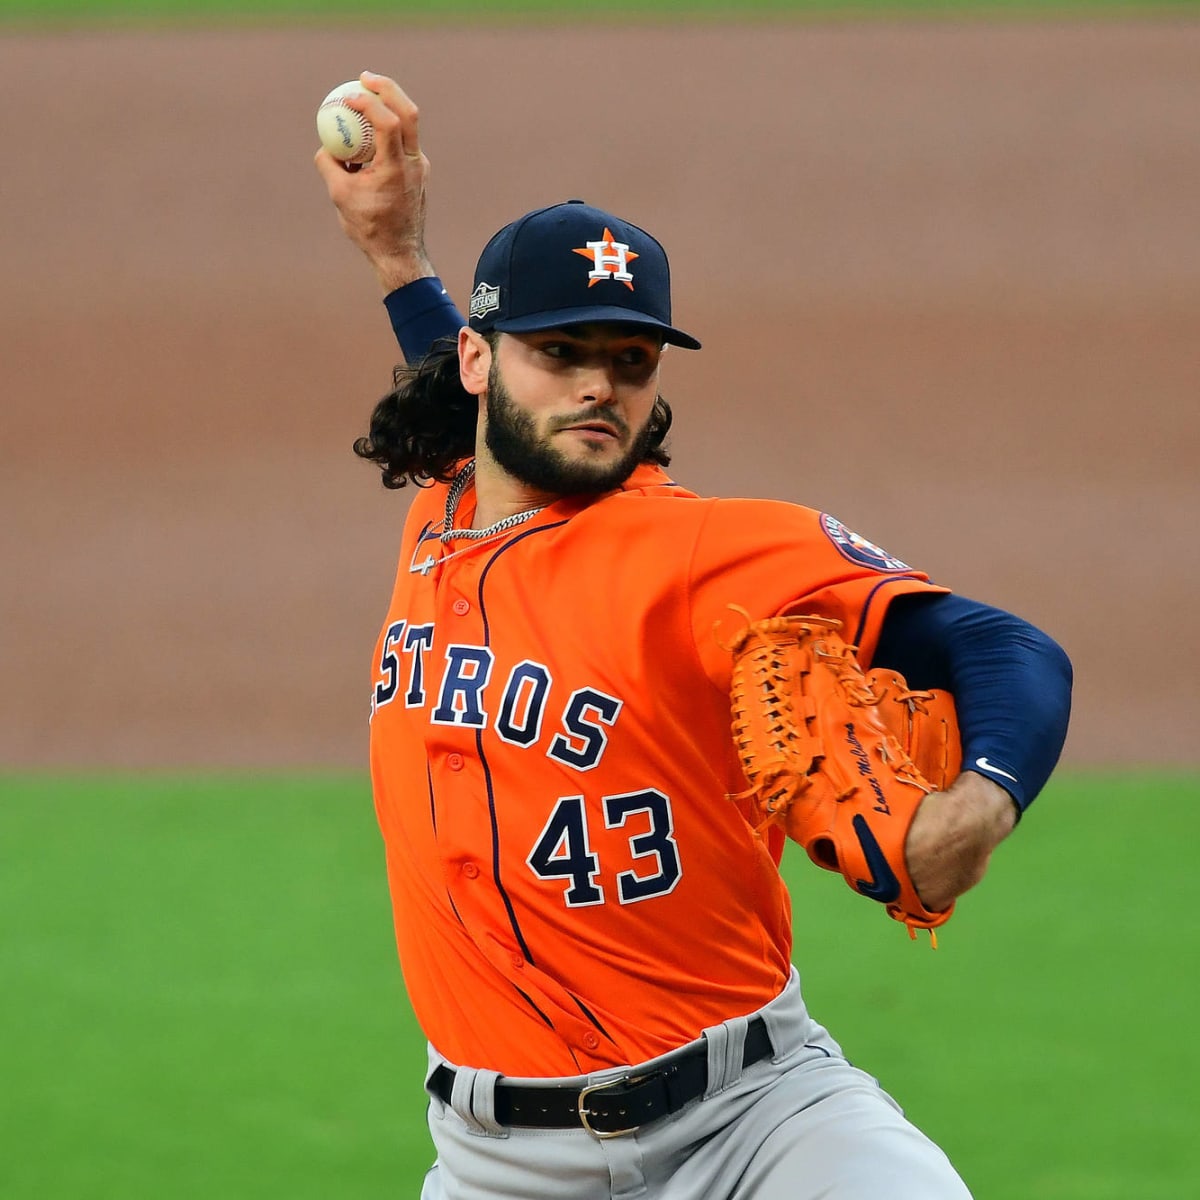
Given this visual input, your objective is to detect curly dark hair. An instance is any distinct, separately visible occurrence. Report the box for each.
[353,335,674,490]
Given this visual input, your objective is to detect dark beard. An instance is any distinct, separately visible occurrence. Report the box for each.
[483,359,655,496]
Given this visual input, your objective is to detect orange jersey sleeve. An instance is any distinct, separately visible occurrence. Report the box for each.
[688,500,949,678]
[367,467,948,1076]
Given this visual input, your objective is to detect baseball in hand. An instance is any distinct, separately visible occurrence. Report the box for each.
[316,80,376,164]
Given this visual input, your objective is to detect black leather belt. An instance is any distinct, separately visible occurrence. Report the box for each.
[429,1015,773,1138]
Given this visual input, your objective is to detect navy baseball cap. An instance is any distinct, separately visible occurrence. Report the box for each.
[467,200,701,350]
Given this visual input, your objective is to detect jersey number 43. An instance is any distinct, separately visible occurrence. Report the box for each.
[526,791,682,907]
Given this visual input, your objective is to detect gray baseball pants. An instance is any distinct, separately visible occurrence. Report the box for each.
[418,969,972,1199]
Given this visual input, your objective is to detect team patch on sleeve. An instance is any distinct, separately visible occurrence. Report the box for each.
[820,513,911,572]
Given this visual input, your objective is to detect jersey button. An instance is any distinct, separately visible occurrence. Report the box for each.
[582,1032,600,1051]
[510,952,524,969]
[462,862,479,879]
[447,753,464,771]
[452,598,470,616]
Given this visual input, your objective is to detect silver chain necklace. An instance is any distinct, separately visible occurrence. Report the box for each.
[409,461,546,575]
[440,460,546,541]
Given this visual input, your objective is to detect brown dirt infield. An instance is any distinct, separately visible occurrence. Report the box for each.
[2,18,1198,769]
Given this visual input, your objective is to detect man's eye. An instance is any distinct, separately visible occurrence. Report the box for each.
[620,348,661,370]
[540,343,571,359]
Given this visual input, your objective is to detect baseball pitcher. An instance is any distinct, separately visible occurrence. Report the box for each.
[315,74,1072,1200]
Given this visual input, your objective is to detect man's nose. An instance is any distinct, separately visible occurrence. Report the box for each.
[577,360,616,404]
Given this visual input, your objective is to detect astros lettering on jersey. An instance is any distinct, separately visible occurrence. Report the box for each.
[368,462,946,1077]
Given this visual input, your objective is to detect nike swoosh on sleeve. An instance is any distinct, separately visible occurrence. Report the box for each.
[974,757,1020,784]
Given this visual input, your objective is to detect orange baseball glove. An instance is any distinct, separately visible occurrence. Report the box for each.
[865,667,962,792]
[724,610,961,943]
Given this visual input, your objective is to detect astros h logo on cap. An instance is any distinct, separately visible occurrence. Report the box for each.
[573,229,638,289]
[468,200,701,350]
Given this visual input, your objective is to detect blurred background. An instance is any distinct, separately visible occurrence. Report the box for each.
[3,3,1199,768]
[2,1,1198,1197]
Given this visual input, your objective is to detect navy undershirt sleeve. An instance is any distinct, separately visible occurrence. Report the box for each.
[871,592,1072,814]
[383,277,465,362]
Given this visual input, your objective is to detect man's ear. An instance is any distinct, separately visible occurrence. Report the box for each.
[459,328,492,396]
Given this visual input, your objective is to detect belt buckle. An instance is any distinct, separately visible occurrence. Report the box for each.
[576,1073,647,1139]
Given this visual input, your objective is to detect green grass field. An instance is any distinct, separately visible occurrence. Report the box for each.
[2,0,1197,28]
[2,771,1195,1198]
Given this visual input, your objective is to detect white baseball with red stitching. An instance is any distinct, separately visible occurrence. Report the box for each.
[316,80,375,164]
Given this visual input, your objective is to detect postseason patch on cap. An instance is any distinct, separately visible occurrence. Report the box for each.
[820,513,910,572]
[469,281,500,320]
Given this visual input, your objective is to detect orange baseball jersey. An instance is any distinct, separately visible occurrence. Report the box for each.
[368,463,948,1077]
